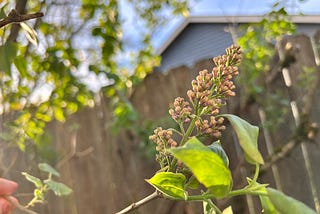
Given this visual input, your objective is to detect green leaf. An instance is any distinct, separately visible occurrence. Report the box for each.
[0,42,17,74]
[22,172,43,188]
[0,5,7,19]
[38,163,60,177]
[207,140,229,167]
[53,107,65,122]
[20,22,38,46]
[14,56,28,77]
[34,189,44,200]
[185,175,200,190]
[35,112,52,122]
[220,114,264,165]
[267,188,317,214]
[170,137,232,198]
[146,172,187,200]
[203,200,217,214]
[203,201,233,214]
[259,187,280,214]
[45,180,73,196]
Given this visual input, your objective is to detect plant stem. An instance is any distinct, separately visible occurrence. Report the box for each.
[168,115,198,172]
[186,188,268,202]
[180,101,200,146]
[4,195,38,214]
[212,203,222,214]
[252,163,260,183]
[168,158,177,172]
[169,128,183,137]
[227,189,268,197]
[205,198,222,214]
[180,115,197,146]
[116,191,161,214]
[187,193,215,201]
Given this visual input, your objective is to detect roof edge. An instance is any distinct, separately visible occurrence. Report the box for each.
[156,15,320,55]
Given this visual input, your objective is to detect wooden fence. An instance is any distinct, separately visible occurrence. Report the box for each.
[1,32,320,213]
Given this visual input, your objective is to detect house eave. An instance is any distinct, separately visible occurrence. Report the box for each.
[156,15,320,55]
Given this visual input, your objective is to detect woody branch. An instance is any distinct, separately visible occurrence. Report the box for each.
[0,9,44,29]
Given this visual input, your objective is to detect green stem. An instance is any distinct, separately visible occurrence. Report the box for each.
[205,199,222,214]
[252,163,260,183]
[168,158,177,172]
[178,123,186,135]
[228,188,268,197]
[168,128,183,136]
[212,203,222,214]
[186,188,268,202]
[180,101,200,146]
[168,104,199,172]
[180,116,197,146]
[187,193,216,201]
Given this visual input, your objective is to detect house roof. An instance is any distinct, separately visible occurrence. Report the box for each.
[156,15,320,55]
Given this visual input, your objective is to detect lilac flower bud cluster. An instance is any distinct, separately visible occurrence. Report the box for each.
[149,127,178,166]
[195,116,226,138]
[212,45,241,97]
[226,45,242,65]
[149,127,177,151]
[169,97,192,123]
[150,45,242,166]
[188,45,241,137]
[187,69,223,115]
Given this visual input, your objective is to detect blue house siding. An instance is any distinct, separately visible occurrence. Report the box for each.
[158,23,234,72]
[296,23,320,37]
[157,21,320,72]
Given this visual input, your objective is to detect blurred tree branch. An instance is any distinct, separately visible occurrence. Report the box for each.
[116,191,161,214]
[0,9,43,29]
[7,0,27,41]
[4,195,38,214]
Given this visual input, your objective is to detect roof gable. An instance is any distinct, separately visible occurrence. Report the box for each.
[156,15,320,55]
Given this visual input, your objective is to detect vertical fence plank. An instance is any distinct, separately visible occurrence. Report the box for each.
[272,35,317,209]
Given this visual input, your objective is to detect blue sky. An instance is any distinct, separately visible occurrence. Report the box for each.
[190,0,320,15]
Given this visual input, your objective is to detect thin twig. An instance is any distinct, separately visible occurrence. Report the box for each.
[75,146,94,158]
[116,191,161,214]
[2,151,18,177]
[260,138,298,172]
[56,133,77,169]
[0,9,44,29]
[56,134,94,169]
[4,195,38,214]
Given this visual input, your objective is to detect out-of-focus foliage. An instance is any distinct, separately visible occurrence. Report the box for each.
[128,0,189,27]
[238,3,296,97]
[0,0,190,155]
[237,3,296,130]
[22,163,72,208]
[83,0,191,131]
